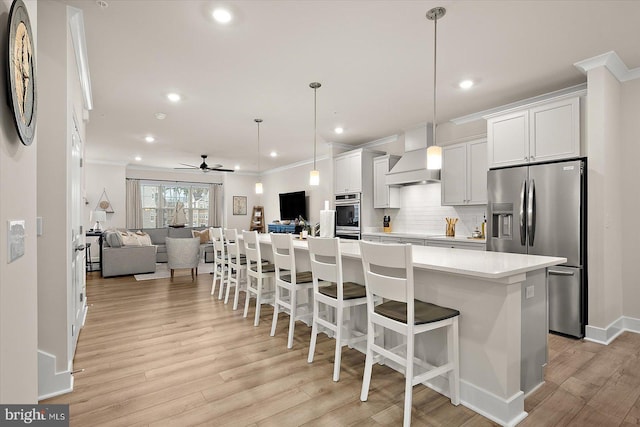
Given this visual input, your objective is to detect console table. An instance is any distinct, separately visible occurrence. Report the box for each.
[86,230,103,275]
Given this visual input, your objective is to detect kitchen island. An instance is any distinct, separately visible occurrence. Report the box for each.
[256,235,565,426]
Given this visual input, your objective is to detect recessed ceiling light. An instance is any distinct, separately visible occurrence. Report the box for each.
[167,93,181,102]
[154,112,167,120]
[459,79,474,89]
[234,165,240,170]
[334,127,344,134]
[212,8,232,24]
[135,156,142,161]
[145,135,155,143]
[270,151,277,157]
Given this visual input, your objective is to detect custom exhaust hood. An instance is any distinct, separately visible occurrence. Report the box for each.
[386,124,440,186]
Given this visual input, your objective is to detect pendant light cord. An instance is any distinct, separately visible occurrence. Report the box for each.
[255,118,262,173]
[313,87,317,170]
[432,12,438,147]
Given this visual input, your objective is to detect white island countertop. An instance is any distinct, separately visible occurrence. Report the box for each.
[284,236,564,281]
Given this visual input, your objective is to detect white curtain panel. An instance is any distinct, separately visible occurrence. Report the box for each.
[209,183,223,227]
[126,179,143,229]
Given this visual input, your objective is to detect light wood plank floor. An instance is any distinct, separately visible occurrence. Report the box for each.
[43,271,640,426]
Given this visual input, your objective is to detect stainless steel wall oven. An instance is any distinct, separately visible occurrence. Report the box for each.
[335,193,360,239]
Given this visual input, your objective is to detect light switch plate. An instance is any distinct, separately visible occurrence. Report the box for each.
[525,285,534,299]
[8,219,26,263]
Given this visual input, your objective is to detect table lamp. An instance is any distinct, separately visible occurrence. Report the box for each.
[91,210,107,231]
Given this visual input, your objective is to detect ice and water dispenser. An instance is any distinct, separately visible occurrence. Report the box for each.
[491,203,514,239]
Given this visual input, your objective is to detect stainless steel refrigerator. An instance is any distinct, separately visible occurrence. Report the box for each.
[487,159,586,338]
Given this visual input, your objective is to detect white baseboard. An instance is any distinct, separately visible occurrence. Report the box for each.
[380,359,526,427]
[38,350,73,400]
[585,316,640,345]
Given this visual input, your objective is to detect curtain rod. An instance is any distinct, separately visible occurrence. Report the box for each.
[127,178,222,186]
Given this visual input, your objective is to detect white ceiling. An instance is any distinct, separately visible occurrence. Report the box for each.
[61,0,640,173]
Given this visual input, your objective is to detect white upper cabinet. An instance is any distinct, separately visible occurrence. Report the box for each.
[442,139,487,206]
[529,97,580,163]
[486,96,580,168]
[373,155,400,208]
[334,150,363,194]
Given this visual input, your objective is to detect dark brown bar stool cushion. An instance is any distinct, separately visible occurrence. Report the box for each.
[319,282,367,300]
[250,263,275,273]
[281,271,313,283]
[375,300,460,325]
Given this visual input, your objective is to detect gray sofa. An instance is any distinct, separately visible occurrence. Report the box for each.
[101,227,214,278]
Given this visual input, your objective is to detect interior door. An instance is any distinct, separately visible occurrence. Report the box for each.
[70,117,87,355]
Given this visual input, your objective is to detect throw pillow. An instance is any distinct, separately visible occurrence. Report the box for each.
[192,229,210,244]
[135,231,152,246]
[120,231,141,246]
[104,230,123,248]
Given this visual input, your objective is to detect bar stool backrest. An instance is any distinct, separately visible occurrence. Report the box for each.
[242,230,263,274]
[307,237,341,293]
[359,241,414,325]
[270,233,296,278]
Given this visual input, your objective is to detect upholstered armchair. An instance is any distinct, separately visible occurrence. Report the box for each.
[166,237,201,280]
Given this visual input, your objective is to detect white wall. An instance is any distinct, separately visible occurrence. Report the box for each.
[262,158,332,226]
[224,173,262,231]
[621,78,640,320]
[85,162,126,230]
[0,0,39,403]
[585,66,624,329]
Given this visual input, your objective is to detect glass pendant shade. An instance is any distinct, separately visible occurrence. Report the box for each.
[255,182,263,194]
[426,145,442,170]
[309,170,320,186]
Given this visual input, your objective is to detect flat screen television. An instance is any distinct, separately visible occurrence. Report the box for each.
[279,191,307,220]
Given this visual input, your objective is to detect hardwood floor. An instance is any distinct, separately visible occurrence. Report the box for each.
[43,272,640,426]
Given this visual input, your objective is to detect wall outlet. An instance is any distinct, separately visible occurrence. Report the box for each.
[525,285,534,299]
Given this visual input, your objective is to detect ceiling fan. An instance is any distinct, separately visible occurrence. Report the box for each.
[175,155,234,173]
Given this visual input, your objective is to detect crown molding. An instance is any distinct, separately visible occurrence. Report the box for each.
[574,50,640,82]
[451,84,587,124]
[262,154,330,175]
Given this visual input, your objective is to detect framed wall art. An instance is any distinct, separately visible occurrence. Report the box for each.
[233,196,247,215]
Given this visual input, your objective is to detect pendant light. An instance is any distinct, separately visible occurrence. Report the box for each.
[426,7,445,170]
[254,118,263,194]
[309,82,321,186]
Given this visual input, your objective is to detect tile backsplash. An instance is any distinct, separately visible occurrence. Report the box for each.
[381,183,486,236]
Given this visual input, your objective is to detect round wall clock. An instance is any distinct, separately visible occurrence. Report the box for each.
[7,0,37,146]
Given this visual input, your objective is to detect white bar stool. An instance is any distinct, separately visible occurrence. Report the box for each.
[210,227,227,299]
[359,241,460,427]
[224,228,247,309]
[242,230,275,326]
[307,236,368,382]
[270,233,314,349]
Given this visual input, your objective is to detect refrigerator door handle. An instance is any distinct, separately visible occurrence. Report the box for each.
[528,179,536,246]
[549,269,575,276]
[519,179,527,246]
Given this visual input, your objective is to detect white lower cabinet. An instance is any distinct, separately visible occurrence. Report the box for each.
[380,236,425,245]
[426,240,486,251]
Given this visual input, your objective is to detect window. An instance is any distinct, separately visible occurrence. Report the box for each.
[140,181,215,228]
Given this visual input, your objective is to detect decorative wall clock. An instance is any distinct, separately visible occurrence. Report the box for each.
[8,0,37,146]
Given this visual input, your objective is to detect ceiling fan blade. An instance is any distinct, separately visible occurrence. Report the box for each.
[209,167,235,172]
[178,163,199,168]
